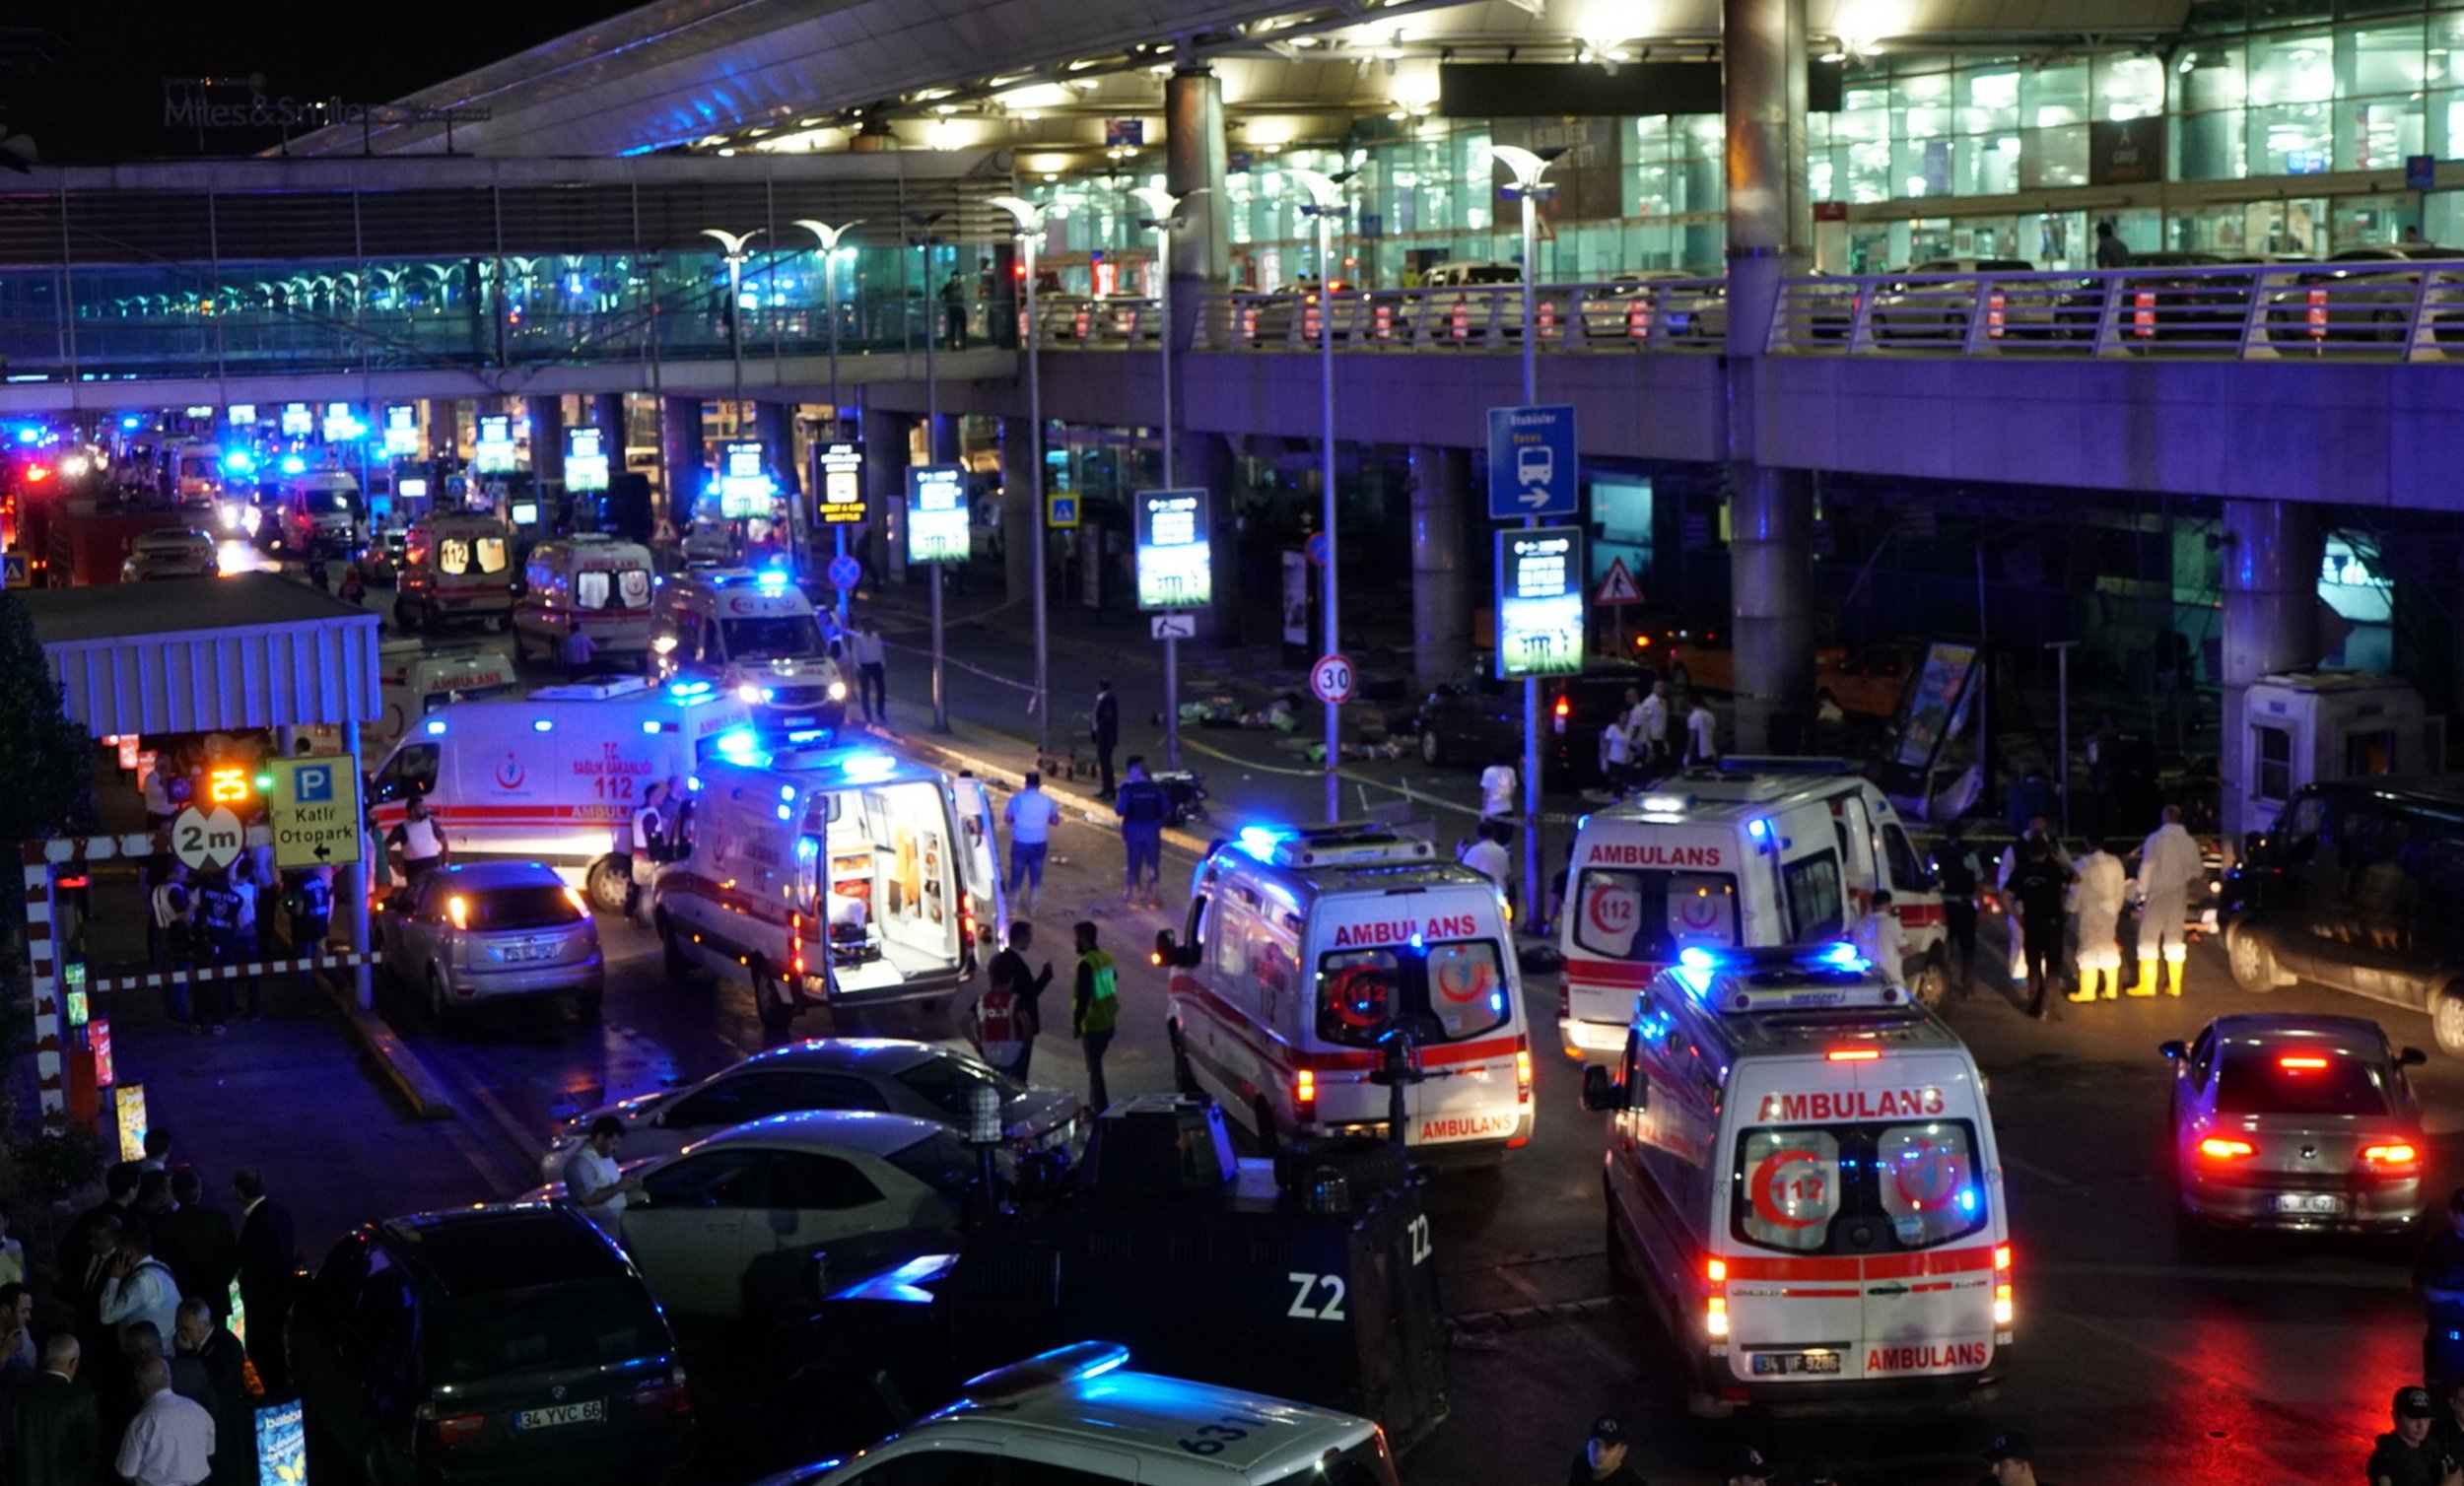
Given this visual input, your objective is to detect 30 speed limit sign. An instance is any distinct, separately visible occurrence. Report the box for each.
[1310,653,1357,706]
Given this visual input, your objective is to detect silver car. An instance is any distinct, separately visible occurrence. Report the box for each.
[2161,1012,2428,1240]
[538,1036,1087,1182]
[119,528,219,582]
[378,860,604,1020]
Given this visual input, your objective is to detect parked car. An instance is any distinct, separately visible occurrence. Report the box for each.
[119,527,218,582]
[2265,243,2464,347]
[531,1110,974,1320]
[378,860,605,1021]
[537,1038,1088,1183]
[1866,257,2041,341]
[1404,658,1658,782]
[1579,271,1728,345]
[2160,1013,2427,1239]
[1412,260,1523,341]
[291,1202,696,1485]
[1246,278,1363,343]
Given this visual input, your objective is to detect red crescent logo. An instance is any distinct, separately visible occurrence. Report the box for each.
[1749,1148,1826,1230]
[496,753,526,789]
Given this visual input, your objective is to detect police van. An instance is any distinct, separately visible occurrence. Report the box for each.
[653,567,846,735]
[1155,823,1534,1161]
[652,743,1003,1008]
[515,534,657,662]
[368,677,752,910]
[1581,944,2013,1417]
[1558,761,1948,1061]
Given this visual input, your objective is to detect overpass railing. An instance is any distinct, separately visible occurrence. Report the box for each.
[1164,279,1734,354]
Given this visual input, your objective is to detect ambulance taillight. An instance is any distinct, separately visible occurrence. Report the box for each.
[1993,1243,2014,1328]
[1295,1068,1317,1121]
[1516,1047,1534,1106]
[790,912,806,978]
[1705,1256,1730,1337]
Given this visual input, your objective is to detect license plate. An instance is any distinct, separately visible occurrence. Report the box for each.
[500,941,553,963]
[2272,1192,2344,1215]
[514,1399,603,1431]
[783,715,816,727]
[1749,1351,1842,1377]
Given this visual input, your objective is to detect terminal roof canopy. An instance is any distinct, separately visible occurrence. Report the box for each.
[20,574,383,738]
[292,0,2195,161]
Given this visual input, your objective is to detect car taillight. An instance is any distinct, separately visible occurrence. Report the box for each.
[563,886,588,914]
[415,1402,485,1451]
[1515,1047,1533,1105]
[632,1367,692,1416]
[2364,1142,2421,1168]
[1704,1256,1730,1338]
[789,912,805,978]
[1295,1068,1316,1120]
[2197,1136,2254,1161]
[446,895,469,930]
[1993,1244,2014,1327]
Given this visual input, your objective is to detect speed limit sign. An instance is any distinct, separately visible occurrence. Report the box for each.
[1310,653,1357,706]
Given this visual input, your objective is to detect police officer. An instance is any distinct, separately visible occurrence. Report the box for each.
[2367,1385,2456,1486]
[1564,1415,1646,1486]
[2418,1188,2464,1391]
[1981,1432,2050,1486]
[627,780,669,928]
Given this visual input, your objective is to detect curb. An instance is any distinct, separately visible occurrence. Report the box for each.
[313,968,457,1121]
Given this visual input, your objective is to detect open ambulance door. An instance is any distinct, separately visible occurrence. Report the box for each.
[950,775,1006,971]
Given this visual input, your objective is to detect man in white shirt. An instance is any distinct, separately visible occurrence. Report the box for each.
[850,627,889,724]
[1638,681,1672,770]
[385,793,450,882]
[1003,772,1063,914]
[1851,890,1908,986]
[563,1116,641,1232]
[114,1356,213,1486]
[100,1224,182,1353]
[1459,821,1512,900]
[1478,762,1518,821]
[1684,699,1719,766]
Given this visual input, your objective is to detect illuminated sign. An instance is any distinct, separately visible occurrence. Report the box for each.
[1134,487,1211,612]
[565,426,610,493]
[254,1399,306,1486]
[320,401,364,442]
[906,465,970,565]
[112,1083,146,1163]
[511,502,538,526]
[382,404,421,458]
[716,440,777,519]
[227,404,256,425]
[474,415,517,475]
[89,1018,110,1085]
[183,405,214,419]
[64,961,88,1030]
[279,403,312,438]
[815,442,865,524]
[206,766,251,805]
[1495,526,1585,679]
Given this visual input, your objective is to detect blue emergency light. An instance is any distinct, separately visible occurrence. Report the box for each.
[715,728,759,759]
[1234,824,1296,861]
[278,454,306,475]
[223,450,256,474]
[839,751,897,782]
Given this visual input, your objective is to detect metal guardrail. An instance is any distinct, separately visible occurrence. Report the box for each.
[1047,262,2464,362]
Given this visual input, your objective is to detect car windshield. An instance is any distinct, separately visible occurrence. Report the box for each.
[721,614,824,660]
[435,1281,667,1385]
[1316,938,1511,1049]
[306,490,353,511]
[461,885,583,932]
[883,1127,978,1200]
[2215,1054,2393,1117]
[1733,1119,1988,1254]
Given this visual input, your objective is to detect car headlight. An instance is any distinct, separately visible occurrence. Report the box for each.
[827,681,848,702]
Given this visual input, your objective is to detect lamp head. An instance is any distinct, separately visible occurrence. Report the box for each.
[1489,144,1554,191]
[698,227,764,258]
[987,196,1049,236]
[792,219,862,251]
[1286,168,1342,214]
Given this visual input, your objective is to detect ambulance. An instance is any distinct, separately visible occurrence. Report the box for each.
[372,638,518,751]
[396,512,516,634]
[514,534,657,663]
[367,676,754,911]
[1581,944,2014,1416]
[1558,760,1948,1062]
[650,742,1003,1007]
[652,567,848,736]
[1155,823,1534,1162]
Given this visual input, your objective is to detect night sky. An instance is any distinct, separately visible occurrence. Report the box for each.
[2,0,621,165]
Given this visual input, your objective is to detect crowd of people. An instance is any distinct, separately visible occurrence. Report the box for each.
[0,1137,300,1486]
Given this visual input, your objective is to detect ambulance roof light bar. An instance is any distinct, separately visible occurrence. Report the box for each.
[1674,943,1912,1014]
[1235,821,1435,869]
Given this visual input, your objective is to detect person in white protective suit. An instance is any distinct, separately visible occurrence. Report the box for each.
[2067,837,2130,1002]
[2133,804,2207,997]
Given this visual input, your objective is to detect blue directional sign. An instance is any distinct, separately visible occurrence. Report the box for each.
[1486,404,1578,520]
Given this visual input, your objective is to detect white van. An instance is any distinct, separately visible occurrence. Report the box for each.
[171,439,224,509]
[652,567,847,735]
[1558,761,1948,1061]
[368,676,753,910]
[1156,823,1534,1162]
[1581,944,2014,1417]
[396,512,515,634]
[272,470,364,555]
[652,742,1004,1007]
[515,534,657,663]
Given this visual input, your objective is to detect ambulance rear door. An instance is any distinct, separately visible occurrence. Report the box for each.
[949,775,1005,967]
[1718,1050,2001,1389]
[1561,823,1745,1047]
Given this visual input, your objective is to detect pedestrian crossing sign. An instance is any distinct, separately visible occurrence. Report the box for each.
[1596,556,1643,606]
[1,552,26,589]
[1048,494,1080,529]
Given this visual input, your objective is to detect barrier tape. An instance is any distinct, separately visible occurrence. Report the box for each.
[89,951,382,994]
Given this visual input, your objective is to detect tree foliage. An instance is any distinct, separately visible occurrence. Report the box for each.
[0,593,93,849]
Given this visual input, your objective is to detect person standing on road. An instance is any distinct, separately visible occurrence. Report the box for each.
[850,625,888,724]
[172,1300,247,1486]
[1598,715,1633,795]
[287,863,332,985]
[1004,773,1063,914]
[226,858,263,1024]
[385,792,450,883]
[231,1171,295,1399]
[2068,838,2129,1003]
[1982,1432,2053,1486]
[2368,1386,2455,1486]
[1071,920,1121,1113]
[1851,889,1905,985]
[1640,681,1672,772]
[189,873,239,1037]
[1564,1415,1648,1486]
[2133,804,2205,998]
[3,1335,101,1486]
[970,961,1031,1081]
[563,1117,644,1234]
[755,964,801,1048]
[1479,759,1518,821]
[1995,816,2070,985]
[1115,758,1169,910]
[1934,823,1983,994]
[563,625,598,680]
[990,922,1054,1081]
[1091,680,1121,797]
[150,864,194,1028]
[1459,820,1511,898]
[2006,839,2077,1020]
[626,781,669,928]
[1685,697,1719,767]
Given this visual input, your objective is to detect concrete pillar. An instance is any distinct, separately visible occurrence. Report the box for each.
[659,395,703,526]
[588,393,625,437]
[2220,500,2322,844]
[1409,444,1473,685]
[1722,0,1814,753]
[527,395,565,505]
[1168,67,1237,647]
[863,404,913,584]
[754,401,801,500]
[423,399,460,461]
[1190,433,1240,645]
[999,417,1037,605]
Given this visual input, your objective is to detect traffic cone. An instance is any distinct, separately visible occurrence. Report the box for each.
[2129,959,2158,996]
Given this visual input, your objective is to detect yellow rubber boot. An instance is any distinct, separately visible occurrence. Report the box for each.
[2128,959,2157,996]
[2098,967,2119,1000]
[2163,960,2184,996]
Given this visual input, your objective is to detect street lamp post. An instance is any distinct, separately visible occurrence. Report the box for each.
[698,228,763,442]
[1129,184,1204,774]
[987,197,1053,755]
[909,216,950,733]
[1492,144,1558,930]
[1289,168,1344,823]
[794,219,862,624]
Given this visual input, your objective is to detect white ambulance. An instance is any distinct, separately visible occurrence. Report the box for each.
[396,512,516,634]
[514,534,657,662]
[652,567,847,736]
[1581,944,2014,1417]
[367,677,753,910]
[1156,823,1534,1162]
[371,638,518,751]
[1558,761,1949,1062]
[651,743,1004,1008]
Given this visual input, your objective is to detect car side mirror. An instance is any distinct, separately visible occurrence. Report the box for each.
[1581,1065,1636,1114]
[1152,929,1176,967]
[2158,1040,2186,1061]
[2403,1047,2430,1067]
